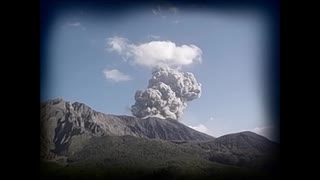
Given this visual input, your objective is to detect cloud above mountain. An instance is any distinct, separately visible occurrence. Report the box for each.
[107,36,202,120]
[107,36,202,67]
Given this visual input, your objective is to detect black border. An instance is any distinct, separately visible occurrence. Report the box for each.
[3,0,294,179]
[40,0,281,179]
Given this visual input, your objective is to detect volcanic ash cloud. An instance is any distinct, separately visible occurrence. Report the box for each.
[131,65,201,120]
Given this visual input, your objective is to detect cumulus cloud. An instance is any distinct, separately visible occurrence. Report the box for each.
[107,36,202,67]
[103,69,132,82]
[107,37,203,120]
[131,64,201,120]
[189,124,209,134]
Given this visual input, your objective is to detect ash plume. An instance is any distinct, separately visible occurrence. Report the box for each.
[131,64,201,120]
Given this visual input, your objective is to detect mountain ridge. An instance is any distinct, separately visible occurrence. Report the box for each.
[40,98,214,157]
[40,98,279,179]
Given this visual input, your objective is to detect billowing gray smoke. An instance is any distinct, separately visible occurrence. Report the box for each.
[131,65,201,120]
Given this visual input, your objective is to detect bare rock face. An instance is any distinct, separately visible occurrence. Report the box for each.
[40,98,214,158]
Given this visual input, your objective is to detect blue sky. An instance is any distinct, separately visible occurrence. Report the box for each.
[41,5,276,140]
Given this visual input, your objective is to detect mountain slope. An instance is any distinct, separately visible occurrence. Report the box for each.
[67,133,278,170]
[178,131,279,169]
[41,134,278,180]
[40,98,214,158]
[40,98,279,179]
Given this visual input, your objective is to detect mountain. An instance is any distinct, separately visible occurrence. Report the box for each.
[40,98,214,158]
[40,98,279,179]
[179,131,279,169]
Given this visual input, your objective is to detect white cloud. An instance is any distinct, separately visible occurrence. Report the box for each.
[209,117,214,121]
[107,36,202,67]
[106,36,129,54]
[189,124,208,134]
[103,69,132,82]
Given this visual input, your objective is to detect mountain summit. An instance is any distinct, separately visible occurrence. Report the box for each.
[40,98,213,157]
